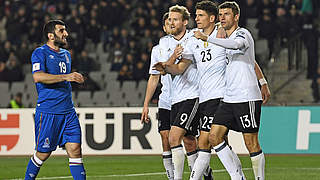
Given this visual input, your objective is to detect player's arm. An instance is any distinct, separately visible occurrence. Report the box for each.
[33,71,84,84]
[141,74,160,124]
[254,62,271,104]
[164,58,192,75]
[194,30,245,50]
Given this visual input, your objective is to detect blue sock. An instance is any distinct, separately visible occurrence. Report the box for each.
[69,158,86,180]
[25,154,43,180]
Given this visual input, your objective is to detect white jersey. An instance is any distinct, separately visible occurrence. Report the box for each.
[207,27,262,103]
[183,27,226,103]
[149,44,172,110]
[159,30,199,105]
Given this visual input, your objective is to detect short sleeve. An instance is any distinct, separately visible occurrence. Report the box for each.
[149,46,161,75]
[31,48,46,74]
[234,30,249,51]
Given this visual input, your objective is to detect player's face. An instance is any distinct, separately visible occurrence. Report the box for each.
[163,19,172,35]
[168,12,186,36]
[53,24,68,47]
[195,9,215,30]
[219,8,239,30]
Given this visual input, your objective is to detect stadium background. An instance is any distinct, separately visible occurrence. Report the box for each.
[0,0,320,179]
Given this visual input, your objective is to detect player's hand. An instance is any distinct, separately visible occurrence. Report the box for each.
[261,84,271,104]
[216,26,227,38]
[141,107,150,124]
[173,44,183,59]
[194,30,208,41]
[65,72,84,83]
[153,62,165,72]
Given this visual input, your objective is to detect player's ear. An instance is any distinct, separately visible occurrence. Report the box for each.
[210,15,216,23]
[48,33,55,40]
[234,14,240,22]
[183,19,188,26]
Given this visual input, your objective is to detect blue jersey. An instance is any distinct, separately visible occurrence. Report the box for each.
[31,44,74,114]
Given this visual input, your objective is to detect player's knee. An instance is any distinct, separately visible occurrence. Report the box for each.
[160,131,170,150]
[183,136,196,151]
[209,132,223,147]
[36,151,51,161]
[244,139,261,153]
[66,145,82,158]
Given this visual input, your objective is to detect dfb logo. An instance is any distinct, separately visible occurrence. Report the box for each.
[0,114,19,151]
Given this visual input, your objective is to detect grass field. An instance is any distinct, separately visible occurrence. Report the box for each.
[1,155,319,180]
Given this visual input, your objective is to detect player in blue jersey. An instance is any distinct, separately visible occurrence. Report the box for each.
[24,20,86,180]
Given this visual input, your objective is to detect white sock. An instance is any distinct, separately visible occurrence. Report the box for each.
[163,151,174,180]
[31,153,43,167]
[250,151,265,180]
[230,146,245,179]
[186,150,198,171]
[214,141,241,180]
[189,150,211,180]
[171,145,185,180]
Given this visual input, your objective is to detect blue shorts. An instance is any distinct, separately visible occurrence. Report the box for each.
[34,110,81,153]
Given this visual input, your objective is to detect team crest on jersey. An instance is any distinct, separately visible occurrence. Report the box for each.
[204,41,209,48]
[49,55,54,59]
[42,137,50,148]
[65,54,70,63]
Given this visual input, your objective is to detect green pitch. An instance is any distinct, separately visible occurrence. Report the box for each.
[1,155,319,179]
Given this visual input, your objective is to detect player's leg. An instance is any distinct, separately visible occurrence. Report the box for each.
[190,131,211,180]
[169,126,187,180]
[224,133,245,179]
[25,152,51,180]
[183,134,197,171]
[159,108,174,179]
[243,133,264,180]
[170,98,199,180]
[237,100,264,180]
[209,103,243,180]
[190,99,220,180]
[63,111,86,180]
[25,112,62,180]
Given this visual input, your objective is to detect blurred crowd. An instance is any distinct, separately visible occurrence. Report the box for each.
[0,0,319,85]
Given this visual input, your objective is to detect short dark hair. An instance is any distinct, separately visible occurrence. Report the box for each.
[162,12,169,26]
[43,20,65,42]
[196,0,218,18]
[219,1,240,16]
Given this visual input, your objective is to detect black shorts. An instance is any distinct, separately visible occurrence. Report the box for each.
[198,98,222,132]
[214,101,262,133]
[158,108,171,132]
[171,98,200,136]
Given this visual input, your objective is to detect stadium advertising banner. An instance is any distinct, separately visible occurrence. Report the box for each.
[260,106,320,154]
[0,107,319,155]
[0,108,247,155]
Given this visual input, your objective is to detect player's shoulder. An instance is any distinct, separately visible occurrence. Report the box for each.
[235,27,251,36]
[159,34,172,43]
[152,44,160,52]
[32,45,47,55]
[159,35,171,47]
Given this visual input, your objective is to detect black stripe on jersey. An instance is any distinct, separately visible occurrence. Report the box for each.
[236,35,245,39]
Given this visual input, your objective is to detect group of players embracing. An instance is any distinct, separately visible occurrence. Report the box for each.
[141,1,271,180]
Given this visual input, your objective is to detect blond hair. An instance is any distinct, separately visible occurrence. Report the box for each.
[169,5,190,21]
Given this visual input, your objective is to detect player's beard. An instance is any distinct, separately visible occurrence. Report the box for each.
[53,34,67,48]
[171,25,184,36]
